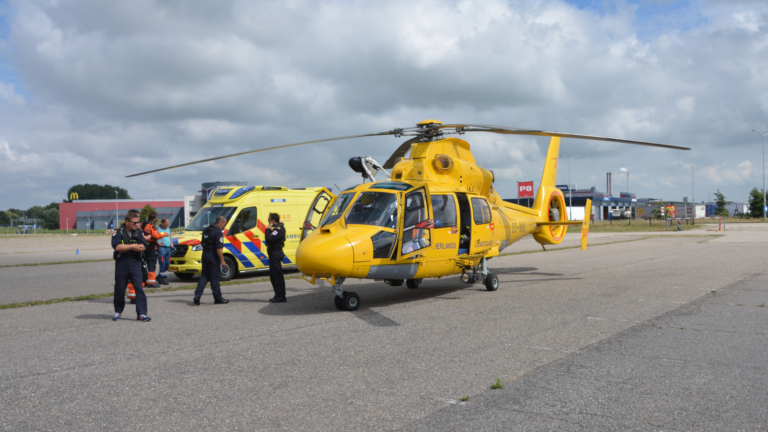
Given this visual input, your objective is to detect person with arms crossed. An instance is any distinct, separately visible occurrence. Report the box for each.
[112,210,151,322]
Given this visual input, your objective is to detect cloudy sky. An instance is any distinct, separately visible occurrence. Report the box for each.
[1,0,767,209]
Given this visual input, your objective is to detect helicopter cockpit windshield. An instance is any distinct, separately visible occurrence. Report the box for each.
[319,192,355,227]
[345,192,398,228]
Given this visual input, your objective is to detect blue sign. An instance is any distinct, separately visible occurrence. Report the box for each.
[271,199,286,203]
[764,206,767,212]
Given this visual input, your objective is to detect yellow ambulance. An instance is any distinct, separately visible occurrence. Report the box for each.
[169,186,323,281]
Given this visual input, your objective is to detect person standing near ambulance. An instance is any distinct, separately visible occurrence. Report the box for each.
[112,210,151,322]
[193,216,230,305]
[265,213,287,303]
[142,212,168,288]
[156,217,172,285]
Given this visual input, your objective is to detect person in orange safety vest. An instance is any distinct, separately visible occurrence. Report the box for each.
[141,212,168,288]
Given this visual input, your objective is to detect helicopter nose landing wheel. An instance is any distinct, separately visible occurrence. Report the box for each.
[484,272,499,291]
[406,278,422,289]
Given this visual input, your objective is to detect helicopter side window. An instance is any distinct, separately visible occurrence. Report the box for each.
[345,192,398,228]
[471,198,492,224]
[430,195,457,228]
[319,192,355,226]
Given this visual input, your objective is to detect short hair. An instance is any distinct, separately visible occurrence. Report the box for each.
[214,216,227,224]
[160,217,169,224]
[125,210,140,221]
[269,213,280,223]
[149,212,158,220]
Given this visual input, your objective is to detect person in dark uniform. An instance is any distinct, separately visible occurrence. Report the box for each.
[265,213,287,303]
[111,210,151,322]
[193,216,230,305]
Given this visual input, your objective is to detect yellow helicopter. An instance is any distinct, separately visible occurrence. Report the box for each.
[130,120,689,311]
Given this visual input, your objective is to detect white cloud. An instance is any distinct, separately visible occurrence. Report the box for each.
[1,0,768,208]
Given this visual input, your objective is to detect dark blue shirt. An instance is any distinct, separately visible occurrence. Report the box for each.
[202,224,224,256]
[111,226,147,261]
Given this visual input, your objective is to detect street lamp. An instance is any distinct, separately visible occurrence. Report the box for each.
[752,130,768,220]
[692,165,695,218]
[560,154,578,219]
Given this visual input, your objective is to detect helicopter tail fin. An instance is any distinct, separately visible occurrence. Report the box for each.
[532,137,561,216]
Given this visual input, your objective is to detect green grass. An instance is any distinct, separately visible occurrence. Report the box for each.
[459,396,469,402]
[587,220,700,233]
[0,275,306,310]
[491,378,504,389]
[0,259,113,268]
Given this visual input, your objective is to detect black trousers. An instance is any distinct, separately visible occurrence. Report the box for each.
[269,251,285,298]
[195,254,223,300]
[114,259,148,316]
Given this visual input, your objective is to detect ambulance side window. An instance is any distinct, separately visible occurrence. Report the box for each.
[232,207,257,234]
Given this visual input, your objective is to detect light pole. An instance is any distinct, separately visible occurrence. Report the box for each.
[752,130,768,220]
[115,191,119,230]
[560,154,578,219]
[692,165,695,218]
[66,218,69,234]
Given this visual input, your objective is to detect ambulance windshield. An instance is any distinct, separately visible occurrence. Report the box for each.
[186,206,237,231]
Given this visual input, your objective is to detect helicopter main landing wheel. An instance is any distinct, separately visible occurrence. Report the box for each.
[384,279,404,287]
[484,272,499,291]
[334,295,344,311]
[340,291,360,311]
[406,278,422,289]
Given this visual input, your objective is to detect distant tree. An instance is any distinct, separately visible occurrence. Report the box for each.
[66,184,131,201]
[652,198,665,219]
[139,204,156,222]
[0,211,8,226]
[748,187,765,218]
[42,208,59,230]
[714,190,730,217]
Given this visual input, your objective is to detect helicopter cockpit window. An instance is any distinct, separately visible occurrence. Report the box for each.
[401,188,431,255]
[471,197,492,224]
[319,193,355,226]
[369,182,413,191]
[431,195,457,228]
[345,192,398,228]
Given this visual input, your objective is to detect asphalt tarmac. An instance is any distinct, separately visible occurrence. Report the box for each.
[0,228,766,431]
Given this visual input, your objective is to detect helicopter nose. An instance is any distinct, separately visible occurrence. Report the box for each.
[296,233,354,277]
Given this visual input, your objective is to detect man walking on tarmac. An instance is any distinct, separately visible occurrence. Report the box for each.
[193,216,230,305]
[112,210,151,322]
[265,213,287,303]
[142,212,168,288]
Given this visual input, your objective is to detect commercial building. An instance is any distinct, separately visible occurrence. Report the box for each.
[58,181,248,230]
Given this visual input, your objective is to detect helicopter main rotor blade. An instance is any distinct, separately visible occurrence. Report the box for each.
[382,137,421,169]
[126,131,400,177]
[438,124,691,151]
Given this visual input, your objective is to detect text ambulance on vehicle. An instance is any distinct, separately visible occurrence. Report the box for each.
[169,186,322,281]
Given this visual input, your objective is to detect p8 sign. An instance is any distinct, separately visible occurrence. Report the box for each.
[518,181,534,198]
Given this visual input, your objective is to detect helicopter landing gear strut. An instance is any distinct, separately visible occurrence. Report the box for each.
[461,257,498,291]
[331,277,360,311]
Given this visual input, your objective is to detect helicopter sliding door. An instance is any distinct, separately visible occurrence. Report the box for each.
[469,196,494,255]
[300,187,335,242]
[428,193,460,259]
[396,186,432,260]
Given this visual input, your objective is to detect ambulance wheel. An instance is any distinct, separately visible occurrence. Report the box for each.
[174,272,194,280]
[334,295,344,311]
[484,273,499,291]
[220,256,236,281]
[342,291,360,311]
[384,279,404,287]
[406,278,422,289]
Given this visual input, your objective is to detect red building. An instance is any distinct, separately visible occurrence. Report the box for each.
[59,200,184,230]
